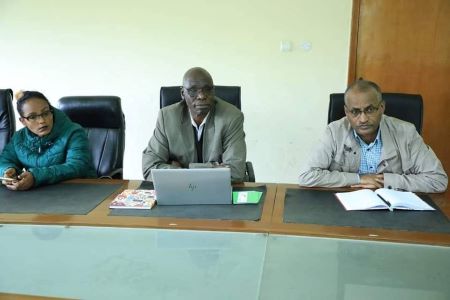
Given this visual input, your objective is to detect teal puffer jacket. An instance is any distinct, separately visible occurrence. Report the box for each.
[0,108,96,186]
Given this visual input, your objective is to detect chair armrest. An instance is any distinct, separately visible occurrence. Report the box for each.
[245,161,255,182]
[99,168,123,179]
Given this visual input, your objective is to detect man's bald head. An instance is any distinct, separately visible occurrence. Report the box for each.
[182,67,214,87]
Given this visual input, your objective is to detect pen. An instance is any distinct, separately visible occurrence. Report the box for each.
[379,196,393,212]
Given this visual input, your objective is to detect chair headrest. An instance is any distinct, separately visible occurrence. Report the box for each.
[160,86,241,110]
[58,96,124,129]
[0,89,15,131]
[0,89,13,110]
[328,92,423,134]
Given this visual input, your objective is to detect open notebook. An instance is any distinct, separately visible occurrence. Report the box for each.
[335,188,435,211]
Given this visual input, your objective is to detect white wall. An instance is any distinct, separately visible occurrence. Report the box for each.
[0,0,352,183]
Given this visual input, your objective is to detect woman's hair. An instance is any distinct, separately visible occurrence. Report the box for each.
[15,90,52,117]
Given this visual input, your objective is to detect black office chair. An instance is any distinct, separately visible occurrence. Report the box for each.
[160,85,241,109]
[58,96,125,179]
[160,86,255,182]
[328,93,423,134]
[0,89,16,153]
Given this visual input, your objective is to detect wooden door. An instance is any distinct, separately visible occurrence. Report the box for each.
[348,0,450,175]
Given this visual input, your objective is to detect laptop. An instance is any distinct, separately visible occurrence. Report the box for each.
[151,168,232,205]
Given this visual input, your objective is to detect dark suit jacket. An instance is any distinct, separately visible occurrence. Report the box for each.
[142,97,247,182]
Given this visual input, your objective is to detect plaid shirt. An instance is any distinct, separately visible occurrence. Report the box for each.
[354,129,382,175]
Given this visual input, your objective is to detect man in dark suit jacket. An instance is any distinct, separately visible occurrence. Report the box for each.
[142,67,247,182]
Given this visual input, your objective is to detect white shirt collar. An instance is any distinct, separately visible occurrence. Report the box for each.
[190,113,209,141]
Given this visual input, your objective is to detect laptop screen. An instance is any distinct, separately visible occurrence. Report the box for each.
[151,168,232,205]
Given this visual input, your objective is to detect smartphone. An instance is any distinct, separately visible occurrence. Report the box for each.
[0,176,17,182]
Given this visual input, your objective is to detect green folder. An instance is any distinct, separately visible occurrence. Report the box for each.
[232,191,263,204]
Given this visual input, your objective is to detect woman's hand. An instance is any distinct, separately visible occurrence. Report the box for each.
[2,168,18,186]
[5,170,35,191]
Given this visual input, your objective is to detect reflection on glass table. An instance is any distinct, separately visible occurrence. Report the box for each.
[0,224,267,300]
[260,234,450,300]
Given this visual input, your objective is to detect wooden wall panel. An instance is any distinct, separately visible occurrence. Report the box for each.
[349,0,450,174]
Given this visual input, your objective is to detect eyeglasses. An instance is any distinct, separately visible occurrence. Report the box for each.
[345,103,383,118]
[183,86,214,97]
[22,109,53,122]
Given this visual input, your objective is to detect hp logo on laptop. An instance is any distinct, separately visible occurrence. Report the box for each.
[188,183,198,191]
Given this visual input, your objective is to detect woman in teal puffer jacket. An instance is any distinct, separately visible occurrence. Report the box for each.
[0,90,96,191]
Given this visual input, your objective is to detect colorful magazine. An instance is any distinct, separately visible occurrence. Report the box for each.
[109,189,156,209]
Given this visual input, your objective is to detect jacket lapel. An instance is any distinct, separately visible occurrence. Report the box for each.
[379,116,398,171]
[179,105,197,163]
[202,101,217,163]
[343,125,361,171]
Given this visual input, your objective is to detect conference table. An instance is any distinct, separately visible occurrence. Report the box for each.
[263,184,450,300]
[0,180,449,300]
